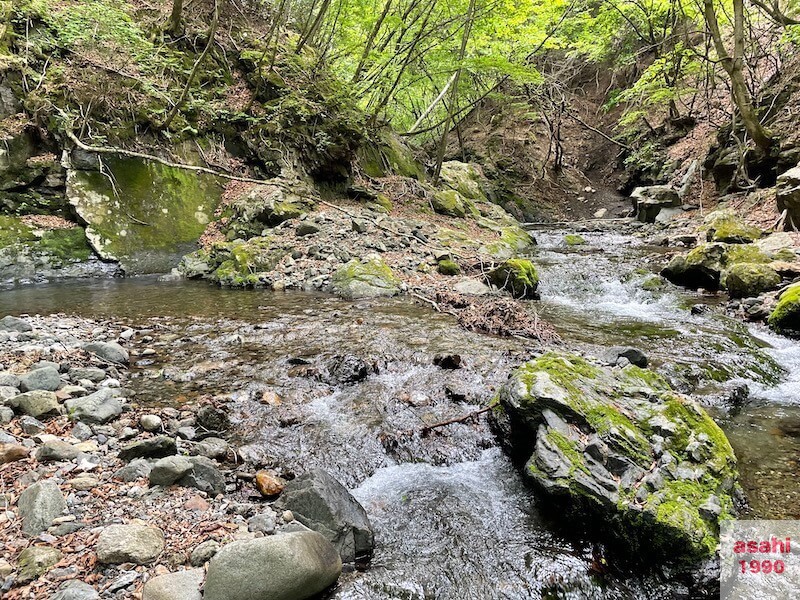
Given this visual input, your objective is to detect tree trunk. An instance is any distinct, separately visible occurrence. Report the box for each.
[168,0,184,36]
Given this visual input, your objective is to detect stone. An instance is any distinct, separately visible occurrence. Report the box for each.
[19,366,62,392]
[564,234,586,246]
[248,510,277,534]
[296,223,320,236]
[277,469,374,563]
[82,342,129,364]
[193,437,228,460]
[10,390,60,419]
[703,209,761,244]
[661,242,728,289]
[190,540,220,566]
[631,186,680,222]
[497,351,739,562]
[723,263,781,298]
[70,475,100,491]
[437,258,461,275]
[0,315,32,332]
[768,282,800,335]
[18,479,67,536]
[142,568,204,600]
[113,459,153,481]
[149,456,193,487]
[65,388,124,424]
[453,279,491,295]
[488,259,539,299]
[68,367,107,383]
[0,442,29,463]
[330,257,400,299]
[0,406,12,424]
[327,354,371,384]
[96,524,165,565]
[178,456,225,496]
[431,190,467,218]
[197,405,230,431]
[35,440,80,462]
[53,581,100,600]
[140,414,163,432]
[118,436,177,461]
[17,546,62,582]
[776,165,800,230]
[203,532,341,600]
[600,347,648,368]
[255,470,286,497]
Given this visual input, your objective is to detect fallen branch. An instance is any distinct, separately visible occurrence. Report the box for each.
[421,406,493,435]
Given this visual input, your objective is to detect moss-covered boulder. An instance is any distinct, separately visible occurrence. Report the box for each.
[180,237,287,288]
[357,130,425,180]
[330,256,400,299]
[439,161,487,201]
[768,283,800,335]
[488,259,539,299]
[431,190,468,218]
[702,209,761,244]
[563,234,586,246]
[437,258,460,275]
[67,157,223,274]
[497,352,738,563]
[662,242,773,290]
[722,263,781,298]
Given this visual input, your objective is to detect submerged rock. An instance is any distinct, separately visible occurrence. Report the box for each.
[203,531,341,600]
[329,256,400,299]
[497,352,738,562]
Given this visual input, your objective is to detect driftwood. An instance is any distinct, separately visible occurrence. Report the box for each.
[420,406,493,436]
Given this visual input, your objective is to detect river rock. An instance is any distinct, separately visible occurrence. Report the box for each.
[327,354,372,384]
[776,165,800,230]
[599,346,648,368]
[177,456,225,496]
[255,470,286,497]
[702,209,761,244]
[662,242,728,289]
[53,580,100,600]
[276,468,374,563]
[142,568,204,600]
[118,436,177,460]
[10,390,61,419]
[68,367,107,383]
[722,263,781,298]
[17,546,62,582]
[19,366,61,392]
[35,440,80,462]
[20,415,46,434]
[82,341,129,364]
[768,282,800,335]
[453,279,491,295]
[18,479,67,536]
[631,186,680,222]
[149,455,193,486]
[0,315,32,332]
[190,540,220,566]
[488,259,539,299]
[113,458,153,481]
[197,405,230,431]
[65,388,124,424]
[0,442,29,463]
[193,436,228,459]
[330,256,400,299]
[96,524,165,564]
[203,531,342,600]
[140,414,163,432]
[0,371,20,387]
[497,351,738,561]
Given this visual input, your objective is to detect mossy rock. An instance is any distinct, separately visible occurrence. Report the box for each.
[641,274,666,291]
[439,161,487,201]
[230,182,313,227]
[768,283,800,335]
[722,263,781,298]
[702,209,761,244]
[330,256,400,299]
[357,131,425,180]
[489,259,539,299]
[563,234,586,246]
[662,242,771,290]
[431,190,467,218]
[498,352,738,563]
[67,157,223,274]
[437,258,460,276]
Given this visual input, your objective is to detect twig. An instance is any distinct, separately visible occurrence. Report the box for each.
[421,406,493,435]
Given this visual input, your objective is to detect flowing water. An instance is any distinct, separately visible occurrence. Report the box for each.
[2,228,800,598]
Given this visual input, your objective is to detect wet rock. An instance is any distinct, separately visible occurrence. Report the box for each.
[35,440,80,462]
[65,388,124,424]
[10,390,60,419]
[19,366,61,392]
[190,540,220,566]
[722,263,781,298]
[53,580,100,600]
[203,531,342,600]
[0,315,32,332]
[82,341,129,365]
[277,468,374,563]
[662,242,727,289]
[327,355,372,384]
[197,405,230,432]
[768,282,800,335]
[18,479,67,536]
[433,354,462,369]
[119,436,177,460]
[0,442,29,463]
[142,568,204,600]
[497,352,738,561]
[631,186,680,222]
[564,234,586,246]
[140,414,163,432]
[17,546,62,582]
[599,347,648,368]
[329,256,400,299]
[178,456,225,496]
[193,436,228,460]
[255,470,286,497]
[96,524,165,565]
[488,259,539,299]
[149,456,193,487]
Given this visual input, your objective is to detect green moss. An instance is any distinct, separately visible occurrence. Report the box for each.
[773,248,797,262]
[0,216,36,246]
[722,263,781,298]
[768,282,800,333]
[546,429,590,476]
[330,256,401,298]
[439,162,486,201]
[489,258,539,298]
[431,190,467,218]
[437,258,460,275]
[649,480,718,559]
[661,395,736,472]
[726,244,771,265]
[38,227,93,262]
[641,275,666,291]
[564,234,586,246]
[704,210,761,244]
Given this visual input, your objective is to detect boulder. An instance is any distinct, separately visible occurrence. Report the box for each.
[18,479,67,536]
[599,347,648,368]
[277,469,374,563]
[776,165,800,230]
[177,456,225,496]
[9,390,60,419]
[17,546,62,582]
[118,436,176,460]
[488,259,539,299]
[439,161,487,200]
[65,388,124,424]
[96,524,165,565]
[82,341,129,364]
[0,315,32,332]
[631,186,680,222]
[19,366,61,392]
[229,182,312,226]
[149,455,193,487]
[722,263,781,298]
[142,568,204,600]
[497,352,738,562]
[702,209,761,244]
[662,243,727,289]
[453,278,492,295]
[35,440,80,462]
[68,367,107,382]
[53,580,100,600]
[431,190,468,218]
[203,531,341,600]
[768,282,800,335]
[330,256,400,299]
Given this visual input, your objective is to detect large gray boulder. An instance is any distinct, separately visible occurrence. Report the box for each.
[631,186,680,223]
[65,388,124,424]
[149,456,193,487]
[0,315,32,332]
[19,366,62,392]
[18,479,67,536]
[142,568,204,600]
[96,524,165,565]
[9,390,61,419]
[203,531,341,600]
[776,165,800,230]
[82,341,129,364]
[277,469,374,563]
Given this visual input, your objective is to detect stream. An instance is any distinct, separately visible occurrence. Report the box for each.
[2,228,799,599]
